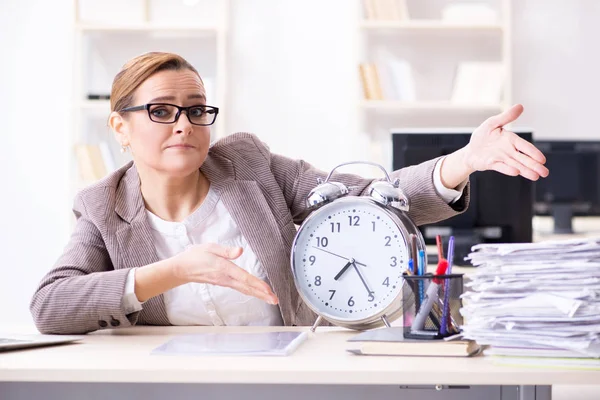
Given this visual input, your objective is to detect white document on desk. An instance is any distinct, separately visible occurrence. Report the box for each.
[152,331,308,356]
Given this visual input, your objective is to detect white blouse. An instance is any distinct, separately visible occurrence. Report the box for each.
[120,157,466,326]
[122,186,283,326]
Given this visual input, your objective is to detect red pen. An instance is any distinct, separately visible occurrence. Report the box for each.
[436,234,445,263]
[435,235,447,284]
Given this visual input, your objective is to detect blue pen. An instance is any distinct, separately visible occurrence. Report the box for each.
[418,249,426,304]
[441,236,455,335]
[418,249,426,275]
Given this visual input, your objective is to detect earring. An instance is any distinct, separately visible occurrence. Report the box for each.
[120,145,128,154]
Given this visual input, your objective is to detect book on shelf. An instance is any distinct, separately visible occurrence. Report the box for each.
[346,327,481,357]
[359,63,384,100]
[451,61,504,105]
[74,143,111,184]
[86,94,110,100]
[364,49,416,102]
[375,50,416,102]
[363,0,409,21]
[385,58,416,102]
[98,141,116,172]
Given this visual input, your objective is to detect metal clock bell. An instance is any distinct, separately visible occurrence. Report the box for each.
[290,161,427,331]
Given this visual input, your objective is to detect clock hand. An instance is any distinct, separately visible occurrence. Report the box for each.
[311,246,367,267]
[352,262,373,295]
[334,260,353,281]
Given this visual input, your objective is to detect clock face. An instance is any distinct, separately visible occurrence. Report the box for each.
[291,198,409,322]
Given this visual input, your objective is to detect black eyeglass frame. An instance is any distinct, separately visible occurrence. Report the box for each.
[119,103,219,126]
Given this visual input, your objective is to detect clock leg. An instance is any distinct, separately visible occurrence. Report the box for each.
[381,315,391,328]
[310,315,324,332]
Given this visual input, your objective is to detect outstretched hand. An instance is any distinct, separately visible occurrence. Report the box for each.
[464,104,549,180]
[440,104,549,189]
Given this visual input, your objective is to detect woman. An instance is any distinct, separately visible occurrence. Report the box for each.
[30,52,548,334]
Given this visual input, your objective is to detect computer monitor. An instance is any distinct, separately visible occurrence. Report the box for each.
[392,128,534,266]
[533,140,600,234]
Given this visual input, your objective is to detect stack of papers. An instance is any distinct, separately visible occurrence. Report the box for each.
[460,237,600,369]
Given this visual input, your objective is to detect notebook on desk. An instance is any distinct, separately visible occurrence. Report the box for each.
[346,327,481,357]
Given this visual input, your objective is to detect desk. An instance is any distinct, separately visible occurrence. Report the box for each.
[3,219,600,400]
[1,326,598,400]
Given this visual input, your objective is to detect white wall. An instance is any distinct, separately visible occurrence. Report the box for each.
[0,0,73,327]
[228,0,363,171]
[1,0,600,328]
[512,0,600,139]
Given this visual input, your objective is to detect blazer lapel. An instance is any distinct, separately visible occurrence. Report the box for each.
[114,164,170,326]
[201,152,297,326]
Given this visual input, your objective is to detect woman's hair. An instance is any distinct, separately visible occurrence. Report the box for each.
[110,52,201,112]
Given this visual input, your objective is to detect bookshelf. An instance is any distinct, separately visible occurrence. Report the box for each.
[71,0,229,200]
[360,20,504,30]
[357,0,512,170]
[75,24,222,33]
[360,100,504,113]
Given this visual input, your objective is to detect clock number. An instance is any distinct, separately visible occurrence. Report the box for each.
[382,277,390,287]
[328,290,336,300]
[330,222,341,233]
[347,296,355,307]
[316,237,328,247]
[309,255,316,265]
[314,276,322,286]
[372,221,376,232]
[348,216,360,226]
[368,292,375,302]
[390,256,397,267]
[384,236,391,246]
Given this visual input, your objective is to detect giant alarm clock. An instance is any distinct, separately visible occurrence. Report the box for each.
[290,161,427,331]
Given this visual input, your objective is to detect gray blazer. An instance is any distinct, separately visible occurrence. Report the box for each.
[30,133,469,334]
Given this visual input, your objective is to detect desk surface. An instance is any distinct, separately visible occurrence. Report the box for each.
[0,326,598,385]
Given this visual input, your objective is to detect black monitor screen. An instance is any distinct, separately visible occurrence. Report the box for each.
[392,129,534,266]
[534,140,600,233]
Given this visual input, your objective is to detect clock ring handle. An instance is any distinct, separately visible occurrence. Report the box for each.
[322,161,393,185]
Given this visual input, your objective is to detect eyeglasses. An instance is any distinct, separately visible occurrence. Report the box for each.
[119,103,219,126]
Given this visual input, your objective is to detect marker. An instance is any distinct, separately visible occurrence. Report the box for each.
[411,259,448,332]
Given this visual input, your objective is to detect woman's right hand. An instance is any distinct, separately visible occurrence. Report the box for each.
[172,243,279,305]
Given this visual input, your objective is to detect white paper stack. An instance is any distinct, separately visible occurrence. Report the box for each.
[460,237,600,369]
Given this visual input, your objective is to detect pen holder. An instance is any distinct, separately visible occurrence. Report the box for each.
[402,273,464,340]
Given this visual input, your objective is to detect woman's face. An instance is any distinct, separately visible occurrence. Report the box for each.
[112,69,212,178]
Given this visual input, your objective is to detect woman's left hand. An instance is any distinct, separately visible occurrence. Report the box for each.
[440,104,549,189]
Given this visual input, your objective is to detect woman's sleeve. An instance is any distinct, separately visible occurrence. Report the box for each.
[252,135,470,227]
[29,194,139,334]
